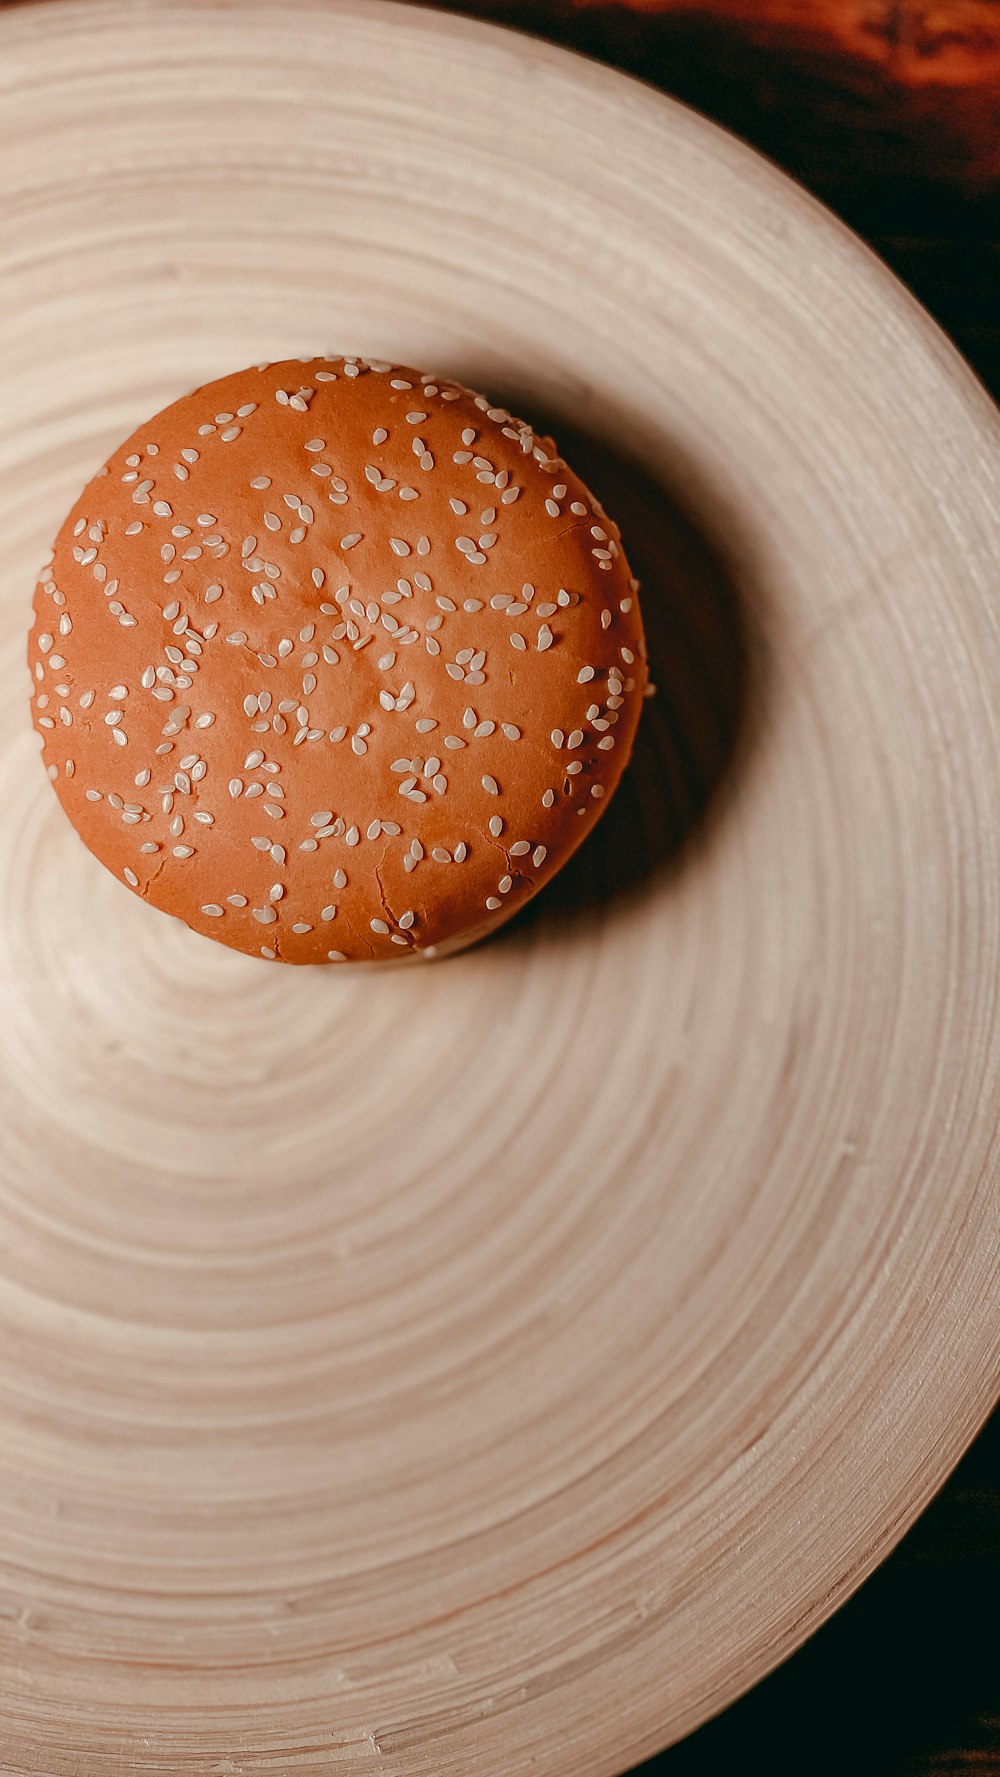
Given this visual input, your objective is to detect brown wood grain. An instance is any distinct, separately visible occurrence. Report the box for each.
[419,0,1000,399]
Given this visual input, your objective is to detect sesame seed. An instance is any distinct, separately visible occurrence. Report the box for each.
[482,775,499,796]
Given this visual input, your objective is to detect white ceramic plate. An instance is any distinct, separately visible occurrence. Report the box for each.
[0,3,998,1772]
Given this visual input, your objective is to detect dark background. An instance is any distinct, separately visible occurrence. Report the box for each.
[421,2,1000,1771]
[424,0,1000,400]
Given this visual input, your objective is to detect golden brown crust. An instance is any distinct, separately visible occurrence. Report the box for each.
[28,357,646,963]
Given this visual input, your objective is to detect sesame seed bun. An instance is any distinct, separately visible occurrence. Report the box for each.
[29,357,646,963]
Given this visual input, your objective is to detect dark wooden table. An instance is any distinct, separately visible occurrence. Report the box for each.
[428,0,1000,405]
[419,4,1000,1771]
